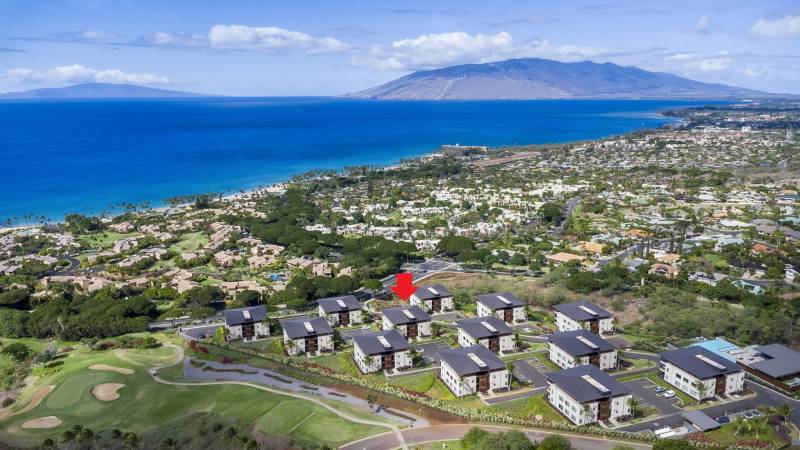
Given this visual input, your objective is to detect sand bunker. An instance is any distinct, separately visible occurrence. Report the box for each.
[91,383,125,402]
[21,416,61,429]
[0,385,54,420]
[88,364,134,375]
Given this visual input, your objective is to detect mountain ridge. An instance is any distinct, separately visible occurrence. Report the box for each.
[347,58,774,100]
[0,83,210,99]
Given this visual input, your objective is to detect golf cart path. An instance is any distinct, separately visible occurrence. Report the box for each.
[149,344,408,450]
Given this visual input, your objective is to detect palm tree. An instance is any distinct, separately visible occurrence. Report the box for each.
[60,430,76,450]
[777,403,794,424]
[77,428,95,449]
[627,396,641,418]
[732,415,747,435]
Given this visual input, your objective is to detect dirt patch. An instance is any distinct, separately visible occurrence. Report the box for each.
[0,385,54,420]
[89,364,134,375]
[91,383,125,402]
[332,383,465,425]
[21,416,62,429]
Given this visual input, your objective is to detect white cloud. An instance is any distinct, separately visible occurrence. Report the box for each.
[354,31,611,71]
[750,15,800,38]
[138,31,206,48]
[207,25,348,53]
[694,15,711,34]
[0,64,172,86]
[698,58,731,72]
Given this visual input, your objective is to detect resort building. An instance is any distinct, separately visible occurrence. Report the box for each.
[352,330,412,374]
[281,316,334,356]
[456,316,516,354]
[317,295,362,327]
[547,330,617,371]
[659,346,745,400]
[223,305,269,342]
[381,305,432,340]
[729,344,800,393]
[553,301,614,335]
[438,345,509,397]
[475,292,526,323]
[409,284,454,313]
[547,365,633,426]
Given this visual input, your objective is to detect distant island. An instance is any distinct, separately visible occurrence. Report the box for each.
[347,57,774,100]
[0,82,210,100]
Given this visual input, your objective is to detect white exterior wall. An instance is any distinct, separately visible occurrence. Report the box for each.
[548,383,632,425]
[353,345,413,373]
[225,322,269,342]
[410,295,454,312]
[381,317,433,340]
[282,332,334,356]
[555,312,614,334]
[477,304,526,323]
[439,361,509,397]
[320,308,362,327]
[458,329,516,354]
[549,345,618,371]
[598,317,615,334]
[458,328,477,348]
[662,362,745,400]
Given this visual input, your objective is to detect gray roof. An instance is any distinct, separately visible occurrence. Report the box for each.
[476,292,524,310]
[317,295,360,313]
[660,346,742,379]
[223,305,268,326]
[456,316,513,340]
[381,305,431,325]
[439,345,506,376]
[547,365,630,403]
[281,316,333,339]
[682,410,722,432]
[749,344,800,379]
[553,301,612,321]
[414,284,453,300]
[353,329,410,355]
[548,330,616,357]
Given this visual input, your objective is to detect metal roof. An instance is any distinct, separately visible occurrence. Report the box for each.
[548,330,615,357]
[476,292,524,310]
[547,365,630,403]
[414,284,453,300]
[439,345,505,376]
[749,344,800,379]
[553,301,612,321]
[660,346,742,379]
[223,305,268,326]
[682,410,722,432]
[352,329,410,355]
[317,295,360,313]
[381,305,431,325]
[456,316,513,340]
[281,316,333,339]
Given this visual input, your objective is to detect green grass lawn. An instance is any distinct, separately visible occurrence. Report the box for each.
[488,394,564,423]
[0,337,387,449]
[705,421,788,447]
[169,232,209,253]
[78,231,138,249]
[412,440,462,450]
[388,371,437,393]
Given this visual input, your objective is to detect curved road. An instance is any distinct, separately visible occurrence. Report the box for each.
[341,424,651,450]
[148,344,408,450]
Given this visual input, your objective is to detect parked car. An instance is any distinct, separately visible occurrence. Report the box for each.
[662,390,676,398]
[653,386,665,393]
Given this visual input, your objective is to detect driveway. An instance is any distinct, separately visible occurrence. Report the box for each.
[339,327,373,343]
[431,312,463,322]
[512,357,550,389]
[413,340,452,365]
[621,377,681,416]
[180,323,223,340]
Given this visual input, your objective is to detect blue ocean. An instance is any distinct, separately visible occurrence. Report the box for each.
[0,97,700,221]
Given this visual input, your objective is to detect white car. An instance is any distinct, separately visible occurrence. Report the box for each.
[523,327,532,333]
[662,390,676,398]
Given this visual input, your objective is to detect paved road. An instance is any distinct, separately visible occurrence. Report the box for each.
[341,424,651,450]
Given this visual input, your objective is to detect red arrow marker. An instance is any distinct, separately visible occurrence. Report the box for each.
[390,272,418,302]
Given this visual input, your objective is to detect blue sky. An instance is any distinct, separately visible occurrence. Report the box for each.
[1,0,799,95]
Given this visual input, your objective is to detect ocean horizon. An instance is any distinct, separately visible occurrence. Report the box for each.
[0,97,712,222]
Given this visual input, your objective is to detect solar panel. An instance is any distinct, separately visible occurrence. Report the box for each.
[303,321,315,334]
[468,352,488,368]
[377,336,392,349]
[696,354,726,370]
[576,335,599,349]
[336,298,347,308]
[242,310,251,320]
[427,287,439,295]
[498,295,512,305]
[402,309,415,319]
[581,375,611,394]
[481,321,499,333]
[579,305,598,316]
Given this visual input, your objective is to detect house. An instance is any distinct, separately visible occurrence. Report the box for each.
[456,316,516,354]
[410,284,454,313]
[352,330,412,374]
[281,317,335,356]
[547,330,617,371]
[547,365,632,426]
[223,306,269,342]
[688,271,726,286]
[731,344,800,393]
[553,301,614,335]
[317,295,362,327]
[438,345,509,397]
[476,292,526,323]
[733,279,767,295]
[545,252,586,266]
[381,305,432,340]
[659,346,745,400]
[649,263,680,279]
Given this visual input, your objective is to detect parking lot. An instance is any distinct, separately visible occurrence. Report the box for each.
[412,340,452,365]
[431,311,464,322]
[338,327,374,343]
[180,323,223,340]
[512,356,552,388]
[621,377,682,416]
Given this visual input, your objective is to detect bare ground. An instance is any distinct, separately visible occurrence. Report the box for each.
[88,364,134,375]
[0,385,54,420]
[91,383,125,402]
[20,416,61,429]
